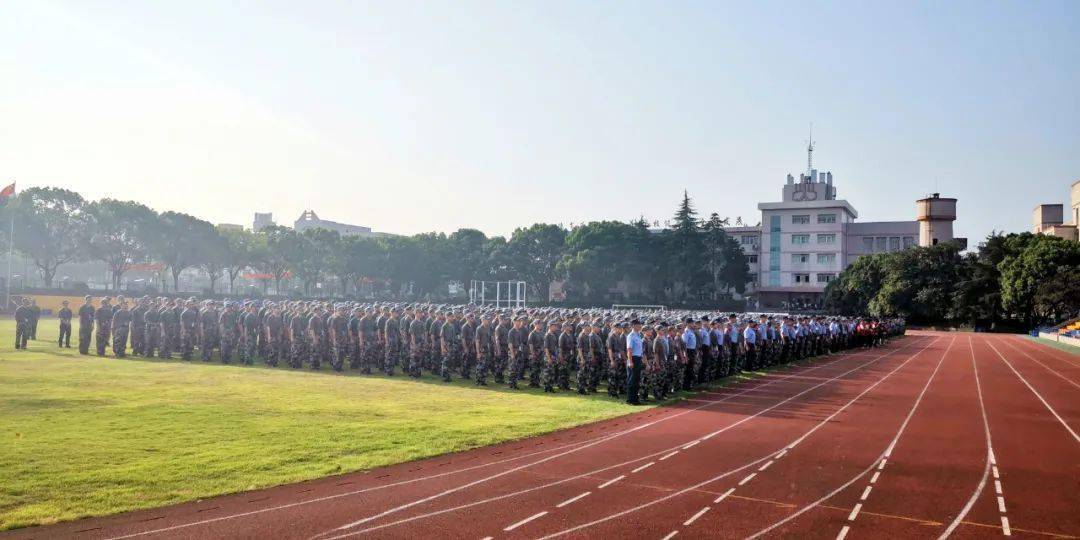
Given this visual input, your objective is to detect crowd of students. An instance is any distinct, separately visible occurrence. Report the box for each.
[14,295,905,405]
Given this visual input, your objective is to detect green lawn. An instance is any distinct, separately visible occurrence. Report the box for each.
[0,318,652,530]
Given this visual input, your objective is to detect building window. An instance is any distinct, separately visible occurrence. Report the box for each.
[794,273,811,284]
[792,234,810,245]
[863,237,875,252]
[903,236,915,249]
[888,236,901,251]
[875,237,887,252]
[792,253,809,264]
[747,254,758,264]
[741,235,758,245]
[817,213,837,224]
[816,273,837,283]
[792,215,810,225]
[817,253,836,264]
[817,233,836,244]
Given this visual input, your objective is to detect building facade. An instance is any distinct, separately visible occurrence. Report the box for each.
[1032,180,1080,241]
[725,163,958,309]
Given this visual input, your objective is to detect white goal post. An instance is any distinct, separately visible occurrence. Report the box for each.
[612,304,667,311]
[470,280,527,309]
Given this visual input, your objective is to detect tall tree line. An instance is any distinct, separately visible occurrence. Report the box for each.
[824,233,1080,327]
[0,187,751,304]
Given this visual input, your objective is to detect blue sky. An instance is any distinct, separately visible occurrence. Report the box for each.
[2,1,1077,241]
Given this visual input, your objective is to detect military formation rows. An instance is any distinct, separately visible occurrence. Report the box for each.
[14,296,903,405]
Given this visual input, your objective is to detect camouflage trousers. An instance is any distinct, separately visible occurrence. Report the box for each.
[643,364,664,401]
[290,337,307,368]
[528,353,543,387]
[542,356,570,392]
[129,325,144,356]
[425,342,442,373]
[242,331,258,365]
[112,326,129,357]
[491,350,507,384]
[474,347,492,385]
[460,348,475,380]
[308,336,323,369]
[331,337,348,372]
[348,337,362,369]
[384,340,400,375]
[608,355,626,397]
[95,324,111,356]
[161,326,179,359]
[408,343,425,378]
[264,336,282,367]
[669,357,685,396]
[576,353,594,393]
[180,330,196,360]
[507,348,526,388]
[440,343,460,382]
[220,330,237,363]
[200,332,217,361]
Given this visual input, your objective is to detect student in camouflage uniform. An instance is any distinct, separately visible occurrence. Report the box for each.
[473,315,494,386]
[264,303,284,367]
[555,322,574,391]
[305,305,325,370]
[241,303,260,365]
[178,299,196,360]
[459,313,477,380]
[606,323,626,397]
[492,314,510,385]
[288,305,307,368]
[427,312,443,374]
[383,307,401,375]
[328,305,348,372]
[360,307,377,374]
[111,299,132,357]
[348,307,362,370]
[77,296,95,355]
[439,311,460,382]
[541,321,561,393]
[129,298,146,356]
[575,322,594,394]
[506,316,527,389]
[95,297,113,356]
[408,311,426,378]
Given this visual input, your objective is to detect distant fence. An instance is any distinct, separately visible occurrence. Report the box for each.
[1038,332,1080,349]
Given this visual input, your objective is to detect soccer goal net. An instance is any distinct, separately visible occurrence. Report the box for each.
[470,280,527,309]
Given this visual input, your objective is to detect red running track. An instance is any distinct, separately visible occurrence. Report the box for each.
[5,332,1078,540]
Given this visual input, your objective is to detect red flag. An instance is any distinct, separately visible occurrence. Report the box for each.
[0,182,14,204]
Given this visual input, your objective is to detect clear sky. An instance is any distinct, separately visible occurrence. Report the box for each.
[2,1,1078,241]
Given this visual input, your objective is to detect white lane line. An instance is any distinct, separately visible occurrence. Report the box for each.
[1010,334,1080,369]
[999,338,1080,391]
[878,458,887,470]
[315,354,842,535]
[325,338,934,540]
[996,496,1006,513]
[534,337,939,540]
[632,462,656,474]
[986,341,1080,443]
[555,491,590,508]
[683,507,710,526]
[939,337,997,539]
[503,511,547,531]
[860,485,873,501]
[1001,516,1011,536]
[748,337,954,540]
[836,525,850,540]
[662,531,679,540]
[775,450,787,459]
[758,460,774,472]
[481,537,493,540]
[683,440,700,450]
[870,471,880,484]
[847,503,862,521]
[994,480,1002,495]
[714,487,735,503]
[598,475,626,489]
[659,451,679,461]
[738,473,757,486]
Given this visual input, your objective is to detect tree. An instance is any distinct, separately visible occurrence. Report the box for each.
[260,225,299,295]
[153,211,220,292]
[289,228,340,295]
[85,199,158,290]
[557,221,643,302]
[503,223,567,301]
[447,229,489,286]
[10,187,91,287]
[1000,234,1080,325]
[199,225,237,294]
[668,191,706,301]
[333,235,386,298]
[702,213,751,298]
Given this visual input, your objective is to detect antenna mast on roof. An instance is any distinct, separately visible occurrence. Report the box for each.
[806,123,815,174]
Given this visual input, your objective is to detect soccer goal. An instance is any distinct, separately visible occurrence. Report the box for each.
[612,304,667,312]
[470,280,527,309]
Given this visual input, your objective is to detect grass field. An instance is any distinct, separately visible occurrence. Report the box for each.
[0,318,655,530]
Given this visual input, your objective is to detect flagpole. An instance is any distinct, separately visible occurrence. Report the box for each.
[5,197,14,312]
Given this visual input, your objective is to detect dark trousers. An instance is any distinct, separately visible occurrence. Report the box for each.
[79,324,93,354]
[626,355,643,404]
[15,321,29,349]
[683,349,697,389]
[59,322,72,347]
